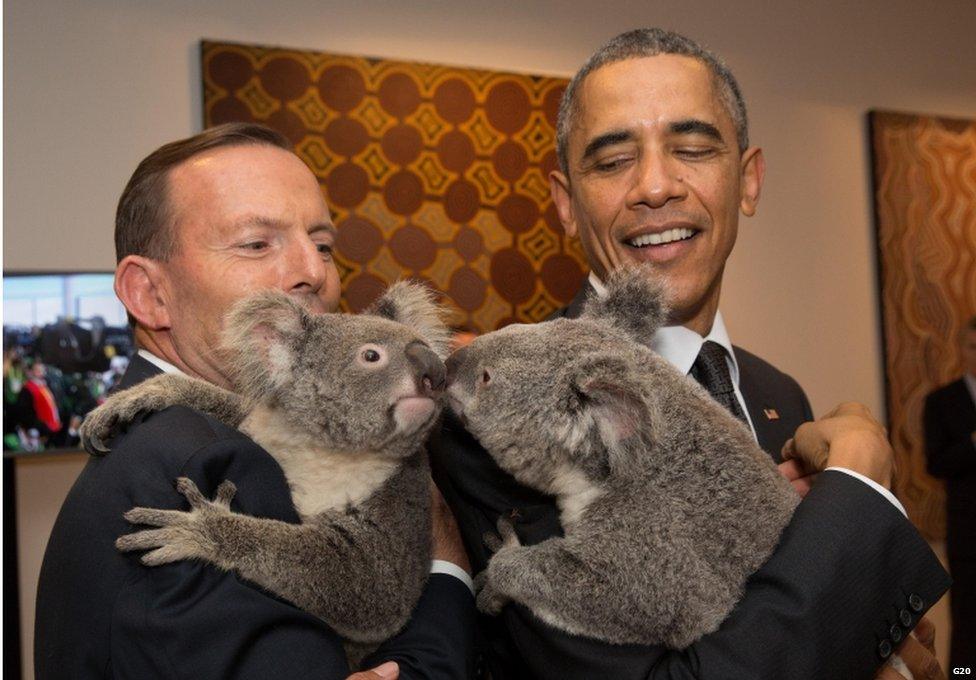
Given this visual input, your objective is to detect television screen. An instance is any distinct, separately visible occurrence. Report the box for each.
[3,272,134,453]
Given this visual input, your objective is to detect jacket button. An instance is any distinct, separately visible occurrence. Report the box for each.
[908,593,924,612]
[878,639,893,660]
[899,609,913,628]
[889,624,903,644]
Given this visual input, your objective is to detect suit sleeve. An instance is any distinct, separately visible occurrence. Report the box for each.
[431,417,950,680]
[113,416,474,680]
[924,391,976,478]
[503,472,949,680]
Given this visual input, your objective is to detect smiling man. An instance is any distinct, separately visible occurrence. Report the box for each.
[35,123,475,680]
[430,29,949,679]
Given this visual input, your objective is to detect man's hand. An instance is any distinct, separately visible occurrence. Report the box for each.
[782,402,895,489]
[346,661,399,679]
[873,617,945,679]
[430,480,471,574]
[777,458,817,497]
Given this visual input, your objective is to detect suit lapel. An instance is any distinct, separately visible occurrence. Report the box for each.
[115,354,164,392]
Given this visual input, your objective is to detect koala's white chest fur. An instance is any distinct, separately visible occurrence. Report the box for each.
[241,405,398,519]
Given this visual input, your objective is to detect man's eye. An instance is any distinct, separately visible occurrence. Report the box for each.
[316,243,334,258]
[242,241,269,251]
[593,156,632,172]
[675,147,716,160]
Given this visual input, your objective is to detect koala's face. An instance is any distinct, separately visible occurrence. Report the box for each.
[274,313,445,456]
[445,319,641,490]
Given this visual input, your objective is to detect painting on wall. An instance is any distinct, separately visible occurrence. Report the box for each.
[201,40,588,332]
[869,110,976,539]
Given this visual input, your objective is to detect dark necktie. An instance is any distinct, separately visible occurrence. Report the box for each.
[690,340,749,425]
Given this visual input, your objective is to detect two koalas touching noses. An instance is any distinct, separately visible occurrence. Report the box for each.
[82,267,797,654]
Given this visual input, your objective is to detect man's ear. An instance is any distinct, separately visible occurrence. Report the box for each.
[739,146,765,217]
[568,354,651,476]
[221,291,310,395]
[114,255,171,330]
[549,170,578,239]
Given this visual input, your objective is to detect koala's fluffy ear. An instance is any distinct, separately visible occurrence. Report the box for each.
[221,291,310,397]
[567,353,651,477]
[366,280,452,359]
[581,265,668,347]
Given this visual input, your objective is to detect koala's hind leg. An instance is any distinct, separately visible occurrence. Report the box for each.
[81,374,246,453]
[478,536,649,646]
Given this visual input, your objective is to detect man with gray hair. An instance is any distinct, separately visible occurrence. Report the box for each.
[431,28,949,679]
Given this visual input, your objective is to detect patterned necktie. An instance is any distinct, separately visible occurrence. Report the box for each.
[690,340,749,425]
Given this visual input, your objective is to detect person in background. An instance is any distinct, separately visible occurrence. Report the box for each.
[925,314,976,673]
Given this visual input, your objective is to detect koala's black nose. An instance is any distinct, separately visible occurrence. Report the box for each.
[406,341,446,396]
[445,346,469,387]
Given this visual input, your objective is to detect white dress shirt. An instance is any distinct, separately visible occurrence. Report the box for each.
[137,350,475,592]
[587,273,906,516]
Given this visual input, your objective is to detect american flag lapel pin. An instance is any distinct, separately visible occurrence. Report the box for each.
[763,408,780,421]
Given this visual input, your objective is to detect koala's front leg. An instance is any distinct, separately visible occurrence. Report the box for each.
[476,517,522,614]
[81,375,246,454]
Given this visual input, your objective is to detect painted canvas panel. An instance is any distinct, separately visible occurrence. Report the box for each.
[202,40,587,331]
[869,110,976,539]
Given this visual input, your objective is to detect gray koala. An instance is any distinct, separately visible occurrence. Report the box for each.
[80,281,451,656]
[444,267,800,649]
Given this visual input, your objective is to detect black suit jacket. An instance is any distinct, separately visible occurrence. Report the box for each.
[35,355,475,680]
[428,286,950,679]
[923,377,976,560]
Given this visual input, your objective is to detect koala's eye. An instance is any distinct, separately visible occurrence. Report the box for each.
[356,343,389,368]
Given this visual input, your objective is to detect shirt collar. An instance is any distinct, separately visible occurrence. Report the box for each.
[137,349,185,376]
[587,271,740,383]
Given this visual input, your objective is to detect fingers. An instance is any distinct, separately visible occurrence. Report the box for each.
[912,615,937,655]
[141,543,196,567]
[116,527,178,552]
[790,475,815,498]
[873,662,907,679]
[346,661,399,680]
[123,507,185,527]
[483,531,503,553]
[897,631,945,680]
[175,477,207,507]
[214,480,237,509]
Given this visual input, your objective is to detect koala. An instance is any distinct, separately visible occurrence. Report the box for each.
[444,267,800,649]
[80,281,451,658]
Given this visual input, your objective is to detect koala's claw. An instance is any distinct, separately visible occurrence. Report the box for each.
[84,431,111,456]
[79,410,120,455]
[484,517,521,554]
[175,477,236,511]
[474,573,509,615]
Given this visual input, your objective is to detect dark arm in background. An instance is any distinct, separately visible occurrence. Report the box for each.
[924,391,976,478]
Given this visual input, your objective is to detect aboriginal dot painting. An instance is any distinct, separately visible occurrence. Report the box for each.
[202,40,587,330]
[869,110,976,540]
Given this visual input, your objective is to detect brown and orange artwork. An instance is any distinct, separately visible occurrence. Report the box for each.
[203,40,589,334]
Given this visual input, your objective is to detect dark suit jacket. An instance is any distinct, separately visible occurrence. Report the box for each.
[429,286,950,679]
[35,355,475,680]
[923,377,976,560]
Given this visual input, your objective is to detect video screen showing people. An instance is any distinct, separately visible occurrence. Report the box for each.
[3,273,134,453]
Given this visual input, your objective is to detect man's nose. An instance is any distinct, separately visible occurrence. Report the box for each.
[289,237,328,294]
[627,150,687,209]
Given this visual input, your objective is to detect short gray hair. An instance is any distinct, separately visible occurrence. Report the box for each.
[555,28,749,176]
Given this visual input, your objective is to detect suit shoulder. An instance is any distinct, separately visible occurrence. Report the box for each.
[925,378,965,405]
[112,405,253,457]
[733,345,805,395]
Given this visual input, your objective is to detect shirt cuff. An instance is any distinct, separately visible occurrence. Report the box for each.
[430,559,475,595]
[824,467,907,517]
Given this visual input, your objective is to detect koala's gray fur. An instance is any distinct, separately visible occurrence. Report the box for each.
[446,267,800,649]
[81,282,450,654]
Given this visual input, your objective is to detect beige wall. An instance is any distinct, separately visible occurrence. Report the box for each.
[5,0,974,676]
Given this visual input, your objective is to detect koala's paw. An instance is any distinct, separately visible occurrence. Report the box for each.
[116,477,237,567]
[80,384,178,454]
[474,570,510,616]
[483,517,521,555]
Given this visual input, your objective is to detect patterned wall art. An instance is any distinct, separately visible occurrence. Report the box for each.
[202,40,588,331]
[869,110,976,539]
